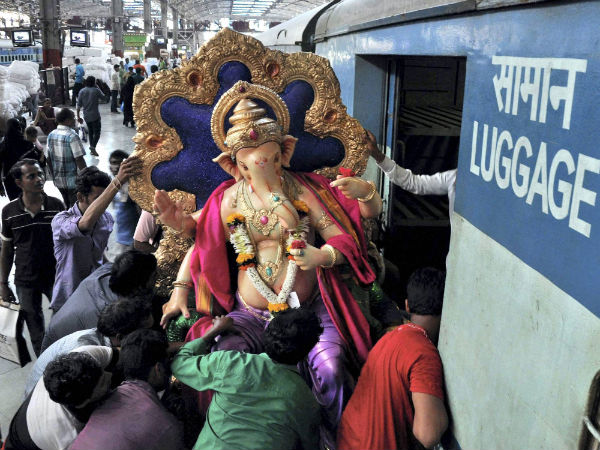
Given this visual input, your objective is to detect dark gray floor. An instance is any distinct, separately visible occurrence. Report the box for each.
[0,102,136,437]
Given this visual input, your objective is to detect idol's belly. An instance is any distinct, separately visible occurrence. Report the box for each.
[237,242,317,309]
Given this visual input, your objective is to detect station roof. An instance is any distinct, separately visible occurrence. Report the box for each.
[0,0,330,23]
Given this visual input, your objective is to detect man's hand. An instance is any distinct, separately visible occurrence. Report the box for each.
[115,155,143,183]
[211,316,234,333]
[0,283,16,303]
[366,130,385,163]
[330,175,373,200]
[203,315,234,341]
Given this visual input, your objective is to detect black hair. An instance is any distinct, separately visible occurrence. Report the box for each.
[150,65,158,73]
[56,107,75,124]
[24,126,38,138]
[75,58,80,64]
[85,76,96,87]
[128,67,133,72]
[97,296,153,338]
[75,166,111,196]
[109,149,129,161]
[406,267,446,316]
[109,249,157,296]
[135,59,140,64]
[264,308,323,365]
[9,158,40,181]
[119,329,168,381]
[114,64,120,70]
[43,352,103,407]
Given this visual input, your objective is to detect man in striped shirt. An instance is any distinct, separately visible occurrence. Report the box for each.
[0,159,64,356]
[46,108,87,207]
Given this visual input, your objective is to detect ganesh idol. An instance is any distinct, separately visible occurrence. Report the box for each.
[154,81,382,448]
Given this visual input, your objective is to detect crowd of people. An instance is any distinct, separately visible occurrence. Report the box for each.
[0,85,455,448]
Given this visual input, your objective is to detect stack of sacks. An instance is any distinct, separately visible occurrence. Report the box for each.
[0,66,30,120]
[84,56,112,84]
[8,60,41,95]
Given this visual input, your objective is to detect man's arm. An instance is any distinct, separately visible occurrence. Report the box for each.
[0,239,15,302]
[411,392,448,449]
[75,156,86,171]
[78,157,141,232]
[170,317,233,390]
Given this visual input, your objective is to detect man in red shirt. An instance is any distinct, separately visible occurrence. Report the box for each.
[337,267,448,450]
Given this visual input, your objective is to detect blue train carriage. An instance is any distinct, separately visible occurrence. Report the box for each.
[260,1,600,449]
[0,39,43,66]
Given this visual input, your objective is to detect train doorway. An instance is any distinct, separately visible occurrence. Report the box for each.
[379,56,466,302]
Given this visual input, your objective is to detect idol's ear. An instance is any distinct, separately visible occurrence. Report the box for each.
[212,153,241,181]
[280,135,298,168]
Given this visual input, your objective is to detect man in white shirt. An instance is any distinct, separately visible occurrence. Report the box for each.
[110,65,120,114]
[5,347,114,450]
[367,131,457,215]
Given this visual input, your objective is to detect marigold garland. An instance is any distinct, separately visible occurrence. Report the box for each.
[228,198,311,313]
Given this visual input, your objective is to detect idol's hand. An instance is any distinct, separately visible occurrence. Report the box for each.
[289,243,329,271]
[160,286,190,329]
[154,189,185,231]
[330,175,373,200]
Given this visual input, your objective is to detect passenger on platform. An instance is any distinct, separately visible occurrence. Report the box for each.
[32,98,57,137]
[25,296,154,397]
[337,267,448,450]
[23,126,46,169]
[133,210,162,253]
[106,150,141,260]
[77,75,109,157]
[132,60,147,78]
[171,309,322,450]
[42,249,157,351]
[368,131,457,215]
[0,118,34,199]
[121,75,136,128]
[71,58,85,107]
[5,350,113,450]
[124,57,131,72]
[132,67,145,85]
[150,64,159,75]
[118,61,127,92]
[46,108,87,207]
[50,159,142,312]
[0,159,64,356]
[159,57,168,71]
[110,65,121,114]
[70,330,184,450]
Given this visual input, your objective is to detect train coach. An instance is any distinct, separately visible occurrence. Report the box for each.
[0,39,42,66]
[259,1,600,449]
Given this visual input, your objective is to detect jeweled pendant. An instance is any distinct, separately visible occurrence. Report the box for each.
[266,267,273,277]
[260,215,269,225]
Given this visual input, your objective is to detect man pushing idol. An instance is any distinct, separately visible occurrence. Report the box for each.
[154,81,382,449]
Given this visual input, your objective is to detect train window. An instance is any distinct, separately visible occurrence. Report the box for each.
[579,370,600,450]
[380,56,465,301]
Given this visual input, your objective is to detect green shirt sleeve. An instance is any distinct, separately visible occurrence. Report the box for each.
[171,338,226,392]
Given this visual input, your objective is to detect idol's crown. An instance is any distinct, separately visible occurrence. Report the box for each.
[225,98,283,157]
[211,81,291,160]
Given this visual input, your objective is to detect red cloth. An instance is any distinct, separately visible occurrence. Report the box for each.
[187,172,375,363]
[337,324,445,450]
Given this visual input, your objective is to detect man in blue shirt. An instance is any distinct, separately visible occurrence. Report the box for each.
[71,58,85,106]
[76,76,109,156]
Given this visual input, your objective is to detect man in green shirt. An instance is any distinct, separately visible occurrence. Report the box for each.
[171,309,323,450]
